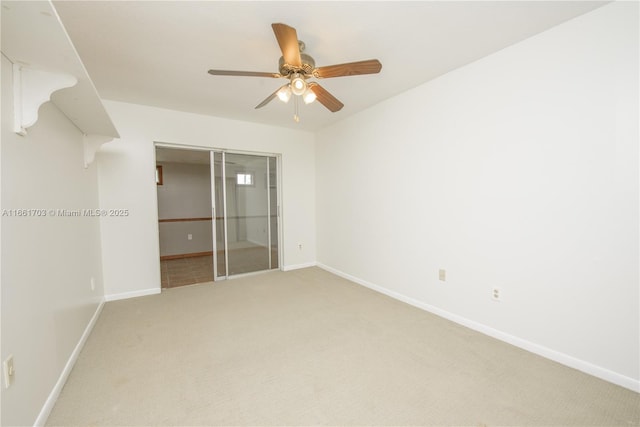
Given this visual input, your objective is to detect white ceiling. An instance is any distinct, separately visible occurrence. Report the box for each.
[52,1,606,132]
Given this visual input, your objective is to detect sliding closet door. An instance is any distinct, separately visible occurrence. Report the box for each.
[212,152,226,279]
[159,147,278,284]
[224,153,271,275]
[268,156,279,269]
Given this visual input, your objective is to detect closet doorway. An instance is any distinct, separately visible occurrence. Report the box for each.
[156,146,280,288]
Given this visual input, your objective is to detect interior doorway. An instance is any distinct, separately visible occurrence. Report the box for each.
[156,146,280,288]
[156,148,213,288]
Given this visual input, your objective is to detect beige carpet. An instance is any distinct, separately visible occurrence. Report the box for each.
[47,267,639,426]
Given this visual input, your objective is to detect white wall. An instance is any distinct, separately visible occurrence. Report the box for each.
[98,101,316,298]
[157,162,213,257]
[158,222,213,257]
[0,56,105,425]
[157,162,212,220]
[316,2,639,390]
[159,221,214,256]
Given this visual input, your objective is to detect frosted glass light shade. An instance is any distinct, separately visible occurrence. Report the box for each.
[303,88,316,104]
[277,85,292,103]
[291,74,306,96]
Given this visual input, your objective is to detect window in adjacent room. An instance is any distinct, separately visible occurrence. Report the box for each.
[236,172,254,186]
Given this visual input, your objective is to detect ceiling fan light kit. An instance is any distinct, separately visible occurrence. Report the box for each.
[303,88,316,104]
[276,85,292,103]
[290,73,307,96]
[208,23,382,122]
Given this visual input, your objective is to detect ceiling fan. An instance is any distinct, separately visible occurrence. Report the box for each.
[208,23,382,121]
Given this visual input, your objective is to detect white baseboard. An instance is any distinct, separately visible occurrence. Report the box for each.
[316,263,640,393]
[104,287,161,302]
[34,300,105,427]
[282,261,317,272]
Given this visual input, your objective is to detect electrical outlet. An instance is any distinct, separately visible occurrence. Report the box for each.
[492,287,501,302]
[90,277,95,291]
[438,269,446,281]
[3,355,15,388]
[187,234,193,240]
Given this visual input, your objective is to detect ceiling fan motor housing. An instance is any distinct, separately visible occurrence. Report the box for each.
[279,52,316,76]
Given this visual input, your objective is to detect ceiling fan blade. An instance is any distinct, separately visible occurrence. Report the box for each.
[255,85,288,109]
[271,23,302,67]
[208,69,281,78]
[313,59,382,78]
[309,83,344,112]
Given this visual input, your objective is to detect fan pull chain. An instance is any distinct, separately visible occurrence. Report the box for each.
[293,95,300,122]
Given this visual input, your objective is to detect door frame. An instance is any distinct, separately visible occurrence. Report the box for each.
[154,142,283,282]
